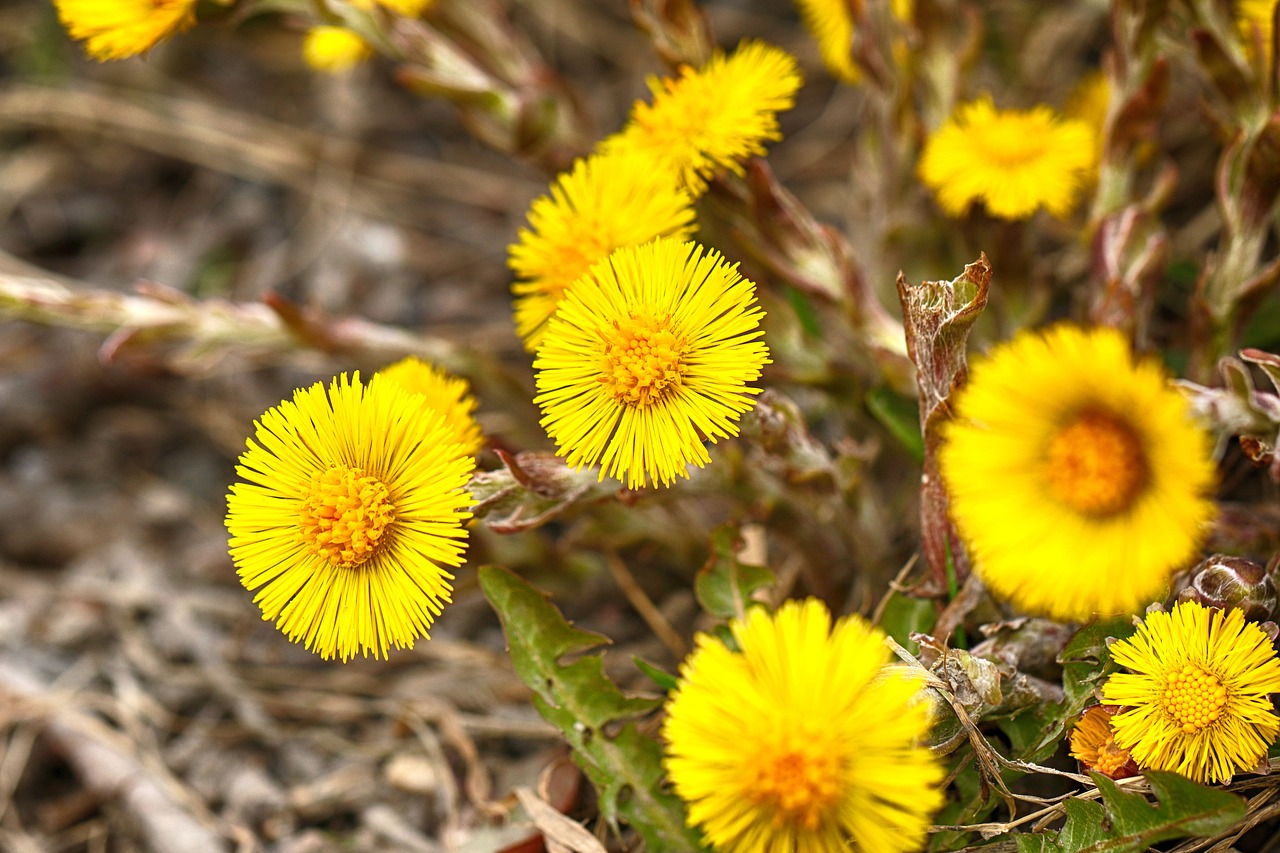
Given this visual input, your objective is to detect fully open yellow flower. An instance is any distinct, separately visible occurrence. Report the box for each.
[225,373,474,662]
[508,152,695,352]
[1102,601,1280,784]
[919,96,1096,219]
[376,356,484,456]
[600,40,802,196]
[941,325,1217,622]
[303,27,373,74]
[53,0,197,61]
[795,0,912,83]
[534,237,769,489]
[663,599,944,853]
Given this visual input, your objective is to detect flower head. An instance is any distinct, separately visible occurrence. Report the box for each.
[1238,0,1277,64]
[1069,705,1139,779]
[508,152,695,352]
[225,373,474,662]
[303,27,373,74]
[941,324,1217,622]
[355,0,435,15]
[795,0,911,84]
[919,95,1096,220]
[53,0,197,61]
[376,356,484,456]
[533,237,769,489]
[601,40,802,195]
[1101,600,1280,784]
[663,599,944,853]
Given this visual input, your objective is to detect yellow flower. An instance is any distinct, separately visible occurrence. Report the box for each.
[600,40,802,195]
[1068,705,1138,779]
[225,373,474,662]
[795,0,911,84]
[918,95,1096,220]
[508,152,695,352]
[53,0,197,61]
[1238,0,1277,64]
[663,599,945,853]
[1102,601,1280,784]
[303,26,373,74]
[533,237,769,489]
[376,356,484,456]
[940,324,1217,623]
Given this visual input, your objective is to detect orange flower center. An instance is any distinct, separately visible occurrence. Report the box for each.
[744,741,842,830]
[298,466,395,568]
[598,313,687,407]
[1044,409,1148,516]
[1162,665,1227,734]
[1093,735,1132,777]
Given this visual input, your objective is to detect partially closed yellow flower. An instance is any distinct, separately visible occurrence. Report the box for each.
[303,26,373,74]
[54,0,197,61]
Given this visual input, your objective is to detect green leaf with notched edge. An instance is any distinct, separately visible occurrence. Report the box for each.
[1012,772,1245,853]
[478,566,706,853]
[694,525,775,620]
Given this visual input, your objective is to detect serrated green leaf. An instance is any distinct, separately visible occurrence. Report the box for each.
[479,566,706,853]
[694,525,774,620]
[1011,772,1245,853]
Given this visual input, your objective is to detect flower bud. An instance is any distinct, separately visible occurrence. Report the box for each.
[1069,705,1139,780]
[1177,555,1276,622]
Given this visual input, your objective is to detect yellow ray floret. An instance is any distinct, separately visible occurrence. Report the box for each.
[919,95,1096,220]
[533,237,769,489]
[225,373,474,662]
[663,599,945,853]
[376,356,485,456]
[53,0,197,61]
[795,0,912,84]
[1102,601,1280,784]
[508,151,695,352]
[941,324,1217,622]
[601,40,802,195]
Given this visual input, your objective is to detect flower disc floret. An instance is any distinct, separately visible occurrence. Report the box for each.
[940,324,1217,622]
[919,96,1096,220]
[1102,601,1280,783]
[662,599,944,853]
[225,373,474,661]
[533,237,769,489]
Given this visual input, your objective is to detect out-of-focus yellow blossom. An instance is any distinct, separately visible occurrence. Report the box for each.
[53,0,197,61]
[794,0,912,84]
[303,26,374,74]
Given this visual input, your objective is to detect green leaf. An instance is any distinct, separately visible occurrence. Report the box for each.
[876,589,935,655]
[634,657,680,693]
[694,525,774,620]
[865,386,925,463]
[478,566,705,853]
[1012,772,1245,853]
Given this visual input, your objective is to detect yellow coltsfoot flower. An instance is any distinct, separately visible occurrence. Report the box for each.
[225,373,474,662]
[533,237,769,489]
[601,40,802,196]
[303,26,374,74]
[919,95,1096,220]
[1069,705,1138,779]
[508,151,695,352]
[795,0,911,84]
[940,324,1217,622]
[1102,600,1280,784]
[54,0,197,61]
[663,599,945,853]
[376,356,484,456]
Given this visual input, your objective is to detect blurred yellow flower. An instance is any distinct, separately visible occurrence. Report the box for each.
[601,40,802,195]
[508,152,695,352]
[534,237,769,489]
[353,0,436,15]
[303,26,373,74]
[795,0,911,83]
[919,96,1095,219]
[663,599,944,853]
[1103,601,1280,784]
[53,0,196,61]
[225,373,474,662]
[941,325,1217,622]
[376,356,484,456]
[1239,0,1277,63]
